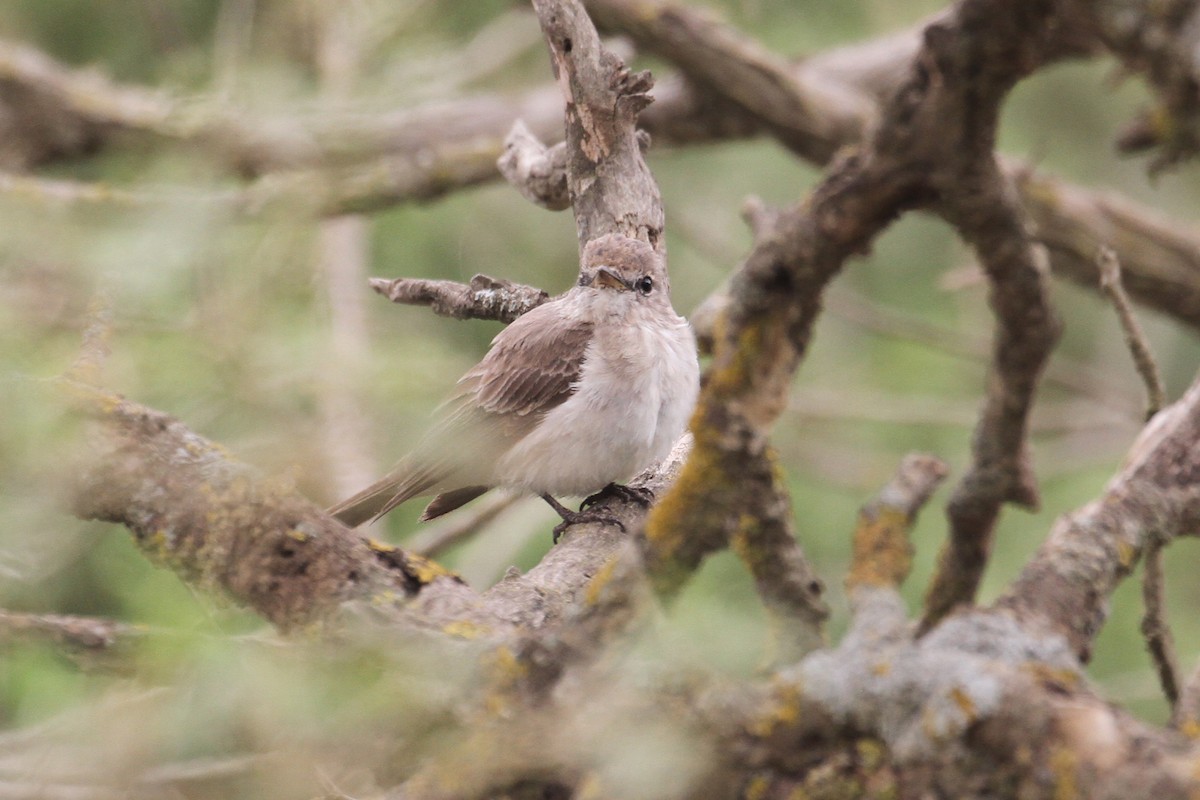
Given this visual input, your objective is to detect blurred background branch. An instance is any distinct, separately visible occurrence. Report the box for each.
[3,0,1200,797]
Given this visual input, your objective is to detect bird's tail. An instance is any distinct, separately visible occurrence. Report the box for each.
[327,464,440,528]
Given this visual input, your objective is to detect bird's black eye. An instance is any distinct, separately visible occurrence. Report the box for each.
[636,275,654,295]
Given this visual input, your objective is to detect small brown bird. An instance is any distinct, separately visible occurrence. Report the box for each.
[328,234,700,537]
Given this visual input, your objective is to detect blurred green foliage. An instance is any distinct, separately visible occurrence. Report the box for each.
[1,0,1199,787]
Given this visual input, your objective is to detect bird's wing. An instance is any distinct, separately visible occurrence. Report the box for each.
[447,300,594,425]
[328,299,592,527]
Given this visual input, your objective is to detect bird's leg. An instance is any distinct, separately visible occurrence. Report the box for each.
[580,482,654,510]
[540,493,625,543]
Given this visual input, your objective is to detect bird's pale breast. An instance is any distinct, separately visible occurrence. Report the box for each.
[495,309,698,497]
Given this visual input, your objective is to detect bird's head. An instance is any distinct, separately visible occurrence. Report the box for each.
[577,235,671,316]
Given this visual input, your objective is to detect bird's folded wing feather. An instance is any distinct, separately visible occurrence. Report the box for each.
[328,298,595,527]
[444,299,594,427]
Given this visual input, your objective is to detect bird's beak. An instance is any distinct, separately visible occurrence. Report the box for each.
[593,266,631,291]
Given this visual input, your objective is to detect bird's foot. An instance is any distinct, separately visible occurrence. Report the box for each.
[542,493,626,543]
[580,482,654,511]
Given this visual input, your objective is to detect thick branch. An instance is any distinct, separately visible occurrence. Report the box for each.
[997,370,1200,660]
[921,0,1065,623]
[584,0,874,164]
[530,0,665,250]
[65,380,456,632]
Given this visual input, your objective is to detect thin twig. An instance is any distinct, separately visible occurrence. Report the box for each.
[0,610,137,653]
[1097,244,1168,419]
[1140,542,1181,712]
[65,288,113,388]
[369,274,549,324]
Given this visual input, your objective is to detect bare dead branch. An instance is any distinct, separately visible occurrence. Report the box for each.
[726,615,1200,799]
[497,120,571,210]
[728,447,829,659]
[63,379,457,632]
[314,6,380,501]
[3,18,1200,344]
[872,3,1065,633]
[649,0,1067,639]
[1012,165,1200,331]
[642,172,864,613]
[531,0,665,250]
[0,610,137,655]
[839,453,949,650]
[997,369,1200,660]
[518,2,823,647]
[1098,244,1169,419]
[584,0,875,164]
[1140,542,1181,711]
[847,453,948,597]
[65,289,113,389]
[368,274,550,324]
[642,89,919,605]
[318,216,378,498]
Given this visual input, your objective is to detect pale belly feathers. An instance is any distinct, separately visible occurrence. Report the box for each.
[495,315,699,497]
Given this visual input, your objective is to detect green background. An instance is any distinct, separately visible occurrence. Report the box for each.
[1,0,1198,771]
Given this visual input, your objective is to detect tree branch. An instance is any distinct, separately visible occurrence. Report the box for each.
[1094,0,1200,170]
[1098,244,1168,419]
[919,0,1065,627]
[64,380,456,632]
[529,0,664,250]
[997,369,1200,661]
[368,274,550,324]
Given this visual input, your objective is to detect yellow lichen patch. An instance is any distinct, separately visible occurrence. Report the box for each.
[404,552,458,585]
[481,644,528,716]
[55,377,122,414]
[1179,717,1200,740]
[949,685,977,723]
[1017,172,1060,213]
[748,678,804,739]
[1049,745,1079,800]
[1149,102,1176,141]
[286,528,309,543]
[1023,662,1082,692]
[585,557,620,607]
[643,425,724,560]
[708,313,797,428]
[743,773,771,800]
[855,738,886,772]
[846,506,914,590]
[1116,539,1137,569]
[705,320,763,400]
[367,538,396,554]
[871,660,891,677]
[487,644,525,680]
[442,619,491,640]
[730,512,762,567]
[370,589,400,606]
